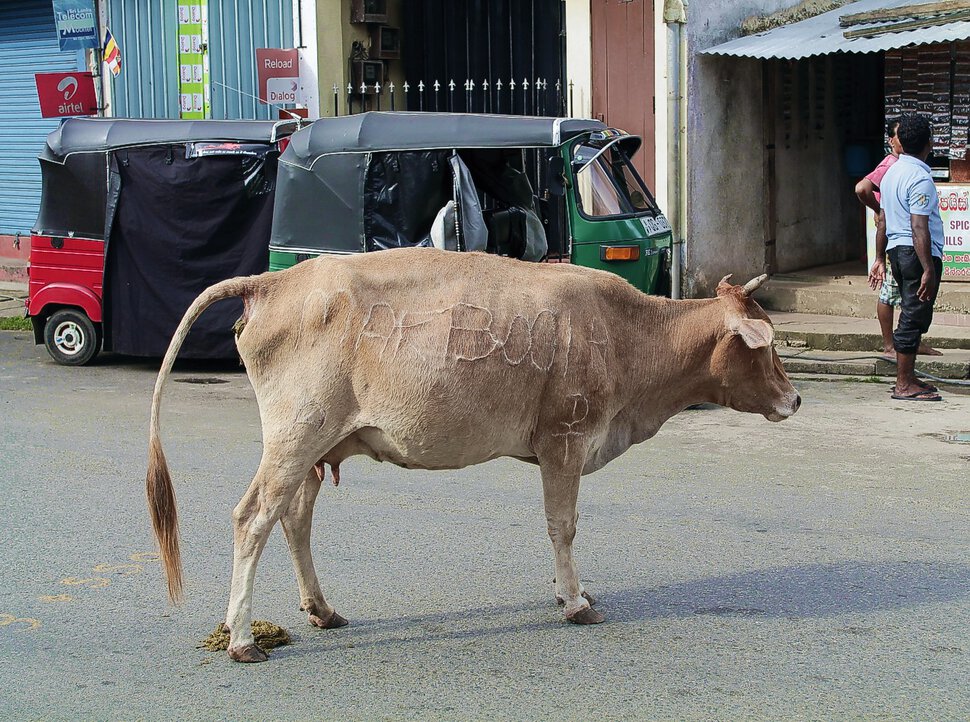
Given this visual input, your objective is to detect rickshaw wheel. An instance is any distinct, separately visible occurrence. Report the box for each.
[44,309,101,366]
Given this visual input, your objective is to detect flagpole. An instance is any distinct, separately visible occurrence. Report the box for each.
[93,0,105,116]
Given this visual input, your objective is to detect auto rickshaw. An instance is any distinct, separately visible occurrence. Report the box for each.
[27,117,298,365]
[269,112,672,292]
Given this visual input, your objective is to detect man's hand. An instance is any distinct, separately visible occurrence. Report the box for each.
[917,269,938,302]
[868,259,886,291]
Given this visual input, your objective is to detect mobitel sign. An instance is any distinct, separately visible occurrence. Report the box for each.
[35,71,98,118]
[256,48,301,105]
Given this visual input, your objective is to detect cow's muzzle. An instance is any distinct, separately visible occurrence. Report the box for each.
[766,392,801,422]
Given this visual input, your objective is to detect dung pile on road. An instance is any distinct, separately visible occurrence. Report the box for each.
[199,621,291,652]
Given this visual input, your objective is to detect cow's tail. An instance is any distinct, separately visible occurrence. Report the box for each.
[146,275,260,603]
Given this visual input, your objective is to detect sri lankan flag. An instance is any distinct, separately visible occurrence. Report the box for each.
[103,29,122,77]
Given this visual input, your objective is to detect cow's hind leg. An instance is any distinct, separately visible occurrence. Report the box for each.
[539,464,603,625]
[280,470,348,630]
[224,451,311,663]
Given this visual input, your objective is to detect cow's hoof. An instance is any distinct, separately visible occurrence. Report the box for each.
[228,644,269,663]
[556,591,597,607]
[566,606,605,625]
[308,610,349,629]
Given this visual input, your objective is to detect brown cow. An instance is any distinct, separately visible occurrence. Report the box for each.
[147,247,800,662]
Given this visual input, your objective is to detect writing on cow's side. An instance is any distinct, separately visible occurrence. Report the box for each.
[348,301,610,376]
[552,393,591,462]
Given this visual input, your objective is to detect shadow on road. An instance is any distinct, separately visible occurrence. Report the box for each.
[257,559,970,660]
[601,559,970,621]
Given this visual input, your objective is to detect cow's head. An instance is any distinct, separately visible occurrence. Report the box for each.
[709,274,800,422]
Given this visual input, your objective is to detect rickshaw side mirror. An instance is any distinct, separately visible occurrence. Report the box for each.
[545,155,566,197]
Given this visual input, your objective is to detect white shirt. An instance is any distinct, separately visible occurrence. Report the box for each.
[880,153,944,258]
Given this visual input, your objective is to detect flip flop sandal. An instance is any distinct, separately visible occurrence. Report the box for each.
[891,389,942,401]
[890,383,938,394]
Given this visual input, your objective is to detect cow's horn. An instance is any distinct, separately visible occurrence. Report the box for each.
[719,274,733,285]
[741,274,769,296]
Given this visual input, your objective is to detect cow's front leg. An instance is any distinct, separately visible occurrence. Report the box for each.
[280,469,348,630]
[225,452,307,663]
[539,464,603,625]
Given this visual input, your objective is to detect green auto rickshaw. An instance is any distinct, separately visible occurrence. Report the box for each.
[269,112,671,294]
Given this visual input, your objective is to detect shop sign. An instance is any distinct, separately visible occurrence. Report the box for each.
[939,187,970,280]
[34,71,97,118]
[256,48,301,105]
[52,0,98,51]
[866,185,970,282]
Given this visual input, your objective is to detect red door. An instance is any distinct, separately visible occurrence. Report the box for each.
[591,0,656,188]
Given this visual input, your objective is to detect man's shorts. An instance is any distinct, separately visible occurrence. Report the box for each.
[878,260,901,307]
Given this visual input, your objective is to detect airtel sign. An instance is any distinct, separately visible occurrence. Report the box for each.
[35,72,98,118]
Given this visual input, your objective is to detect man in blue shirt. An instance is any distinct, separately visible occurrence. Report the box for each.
[867,114,944,401]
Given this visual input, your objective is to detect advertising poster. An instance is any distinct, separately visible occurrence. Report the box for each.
[177,0,209,119]
[866,184,970,281]
[52,0,98,51]
[35,71,97,117]
[256,48,301,105]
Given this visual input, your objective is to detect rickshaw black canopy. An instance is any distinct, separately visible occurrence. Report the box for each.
[42,117,299,161]
[282,112,607,164]
[272,112,609,256]
[35,117,300,240]
[32,117,299,360]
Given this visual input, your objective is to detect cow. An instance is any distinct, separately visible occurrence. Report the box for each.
[146,247,800,662]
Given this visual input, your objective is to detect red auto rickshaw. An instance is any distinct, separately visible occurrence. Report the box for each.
[27,117,298,365]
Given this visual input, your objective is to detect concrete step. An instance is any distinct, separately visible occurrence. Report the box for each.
[780,349,970,383]
[769,311,970,351]
[768,311,970,382]
[0,257,27,284]
[757,276,970,321]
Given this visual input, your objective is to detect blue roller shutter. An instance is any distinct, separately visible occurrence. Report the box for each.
[209,0,293,120]
[105,0,180,118]
[106,0,293,121]
[0,1,83,235]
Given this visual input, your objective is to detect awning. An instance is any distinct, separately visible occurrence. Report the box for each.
[702,0,970,60]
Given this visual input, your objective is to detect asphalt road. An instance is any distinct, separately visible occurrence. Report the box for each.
[1,330,968,721]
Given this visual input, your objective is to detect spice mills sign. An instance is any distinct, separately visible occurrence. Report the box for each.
[866,187,970,281]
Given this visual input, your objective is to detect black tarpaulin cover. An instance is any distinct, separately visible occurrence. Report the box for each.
[104,147,276,358]
[363,151,451,250]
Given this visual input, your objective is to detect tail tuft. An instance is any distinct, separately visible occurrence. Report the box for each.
[147,435,183,603]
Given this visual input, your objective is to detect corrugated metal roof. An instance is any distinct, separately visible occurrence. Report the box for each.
[702,0,970,60]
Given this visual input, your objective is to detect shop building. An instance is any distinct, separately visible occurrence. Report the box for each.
[694,0,970,296]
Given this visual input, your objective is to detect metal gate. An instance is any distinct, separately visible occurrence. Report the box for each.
[402,0,565,115]
[0,0,82,235]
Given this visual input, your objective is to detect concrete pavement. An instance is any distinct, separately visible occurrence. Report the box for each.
[0,330,967,720]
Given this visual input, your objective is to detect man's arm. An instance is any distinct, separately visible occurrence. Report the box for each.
[911,213,937,302]
[855,178,881,214]
[868,210,888,290]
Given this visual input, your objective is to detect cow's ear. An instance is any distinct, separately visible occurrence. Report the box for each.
[715,274,734,297]
[731,318,774,349]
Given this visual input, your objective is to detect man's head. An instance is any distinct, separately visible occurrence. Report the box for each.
[896,115,932,157]
[886,119,902,155]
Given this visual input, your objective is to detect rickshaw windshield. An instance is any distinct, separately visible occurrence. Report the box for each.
[572,140,659,219]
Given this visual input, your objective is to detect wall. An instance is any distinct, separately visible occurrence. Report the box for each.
[770,55,863,272]
[564,0,591,118]
[685,0,809,297]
